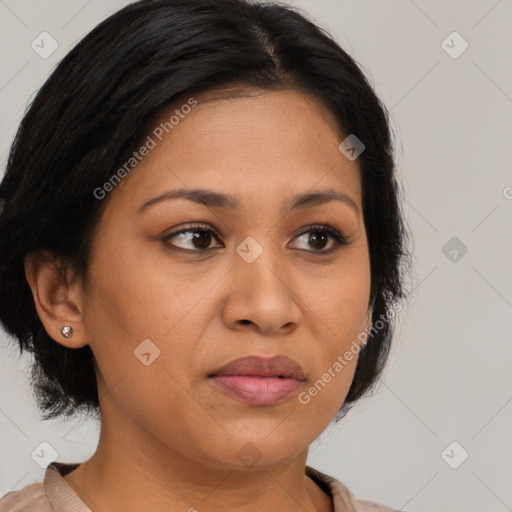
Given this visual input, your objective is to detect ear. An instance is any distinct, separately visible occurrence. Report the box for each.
[24,249,88,349]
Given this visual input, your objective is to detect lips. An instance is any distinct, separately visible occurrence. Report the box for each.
[209,355,306,380]
[208,355,306,406]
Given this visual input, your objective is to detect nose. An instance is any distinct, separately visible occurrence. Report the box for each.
[221,241,303,336]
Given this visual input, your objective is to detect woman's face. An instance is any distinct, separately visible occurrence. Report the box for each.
[78,88,371,469]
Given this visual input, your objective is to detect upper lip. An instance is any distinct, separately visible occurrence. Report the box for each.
[209,355,306,380]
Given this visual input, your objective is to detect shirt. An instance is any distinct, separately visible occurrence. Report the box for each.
[0,462,400,512]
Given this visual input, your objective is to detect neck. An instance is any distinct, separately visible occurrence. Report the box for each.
[63,385,333,512]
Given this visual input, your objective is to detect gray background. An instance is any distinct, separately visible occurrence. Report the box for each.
[1,1,511,511]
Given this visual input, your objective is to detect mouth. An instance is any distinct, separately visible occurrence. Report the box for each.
[208,355,306,406]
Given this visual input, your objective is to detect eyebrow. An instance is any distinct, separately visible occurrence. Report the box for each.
[136,187,359,215]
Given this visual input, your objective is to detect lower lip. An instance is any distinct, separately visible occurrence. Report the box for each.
[210,375,303,406]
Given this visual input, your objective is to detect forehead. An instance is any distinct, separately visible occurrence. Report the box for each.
[109,88,362,214]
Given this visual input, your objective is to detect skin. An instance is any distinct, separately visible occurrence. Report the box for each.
[25,88,372,512]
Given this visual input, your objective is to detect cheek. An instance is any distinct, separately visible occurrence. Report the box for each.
[304,251,371,341]
[85,229,198,343]
[298,346,359,419]
[295,253,370,415]
[84,267,212,454]
[83,233,213,403]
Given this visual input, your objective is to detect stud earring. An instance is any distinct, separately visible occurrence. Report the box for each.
[61,326,74,338]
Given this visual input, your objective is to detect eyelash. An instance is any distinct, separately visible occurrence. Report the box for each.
[161,222,349,255]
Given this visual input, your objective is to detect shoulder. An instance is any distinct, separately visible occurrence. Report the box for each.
[0,462,82,512]
[305,465,400,512]
[0,482,51,512]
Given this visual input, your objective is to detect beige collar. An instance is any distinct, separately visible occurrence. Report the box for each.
[44,462,359,512]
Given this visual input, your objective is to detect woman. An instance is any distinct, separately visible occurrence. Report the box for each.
[0,0,409,510]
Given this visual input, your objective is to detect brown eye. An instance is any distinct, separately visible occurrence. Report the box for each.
[291,224,348,253]
[162,224,223,252]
